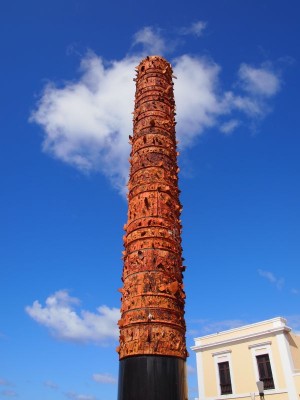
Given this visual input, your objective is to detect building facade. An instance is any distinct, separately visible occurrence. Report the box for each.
[192,317,300,400]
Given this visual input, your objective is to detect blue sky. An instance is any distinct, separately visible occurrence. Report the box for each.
[1,0,300,399]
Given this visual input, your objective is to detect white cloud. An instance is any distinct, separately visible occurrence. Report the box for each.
[258,269,284,290]
[92,373,117,384]
[65,392,96,400]
[30,53,138,193]
[291,288,299,295]
[132,26,167,55]
[180,21,207,37]
[238,64,281,97]
[25,290,120,344]
[173,55,228,146]
[30,26,282,193]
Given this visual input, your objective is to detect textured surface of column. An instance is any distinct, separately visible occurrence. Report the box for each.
[117,55,188,400]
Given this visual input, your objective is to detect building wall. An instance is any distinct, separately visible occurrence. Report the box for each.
[294,373,300,394]
[291,332,300,395]
[289,333,300,370]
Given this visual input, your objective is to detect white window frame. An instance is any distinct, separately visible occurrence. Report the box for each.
[248,341,278,391]
[212,350,235,396]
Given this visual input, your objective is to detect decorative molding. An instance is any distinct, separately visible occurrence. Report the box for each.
[212,350,232,356]
[248,341,271,349]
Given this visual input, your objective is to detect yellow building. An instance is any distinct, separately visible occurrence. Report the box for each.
[191,317,300,400]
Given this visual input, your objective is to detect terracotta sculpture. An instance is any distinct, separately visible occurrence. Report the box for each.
[117,55,187,361]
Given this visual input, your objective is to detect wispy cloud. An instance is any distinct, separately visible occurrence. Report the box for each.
[238,63,281,97]
[220,119,240,134]
[132,26,168,55]
[44,380,59,389]
[187,365,196,375]
[64,392,96,400]
[286,315,300,334]
[0,380,12,387]
[25,290,119,344]
[191,318,247,336]
[30,25,282,193]
[92,373,117,384]
[0,390,18,398]
[233,63,281,119]
[258,269,284,290]
[186,328,199,336]
[0,381,16,400]
[179,21,207,37]
[202,319,246,334]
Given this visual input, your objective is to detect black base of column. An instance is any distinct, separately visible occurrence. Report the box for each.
[118,356,188,400]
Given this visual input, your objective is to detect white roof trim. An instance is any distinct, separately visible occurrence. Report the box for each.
[191,326,290,352]
[193,317,288,342]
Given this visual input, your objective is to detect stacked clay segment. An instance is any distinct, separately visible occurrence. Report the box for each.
[118,56,187,360]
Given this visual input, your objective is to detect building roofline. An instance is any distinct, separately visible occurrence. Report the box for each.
[192,317,292,351]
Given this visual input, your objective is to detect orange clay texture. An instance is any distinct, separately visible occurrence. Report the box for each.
[117,56,187,360]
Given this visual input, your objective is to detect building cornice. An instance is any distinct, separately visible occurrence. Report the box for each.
[191,326,290,352]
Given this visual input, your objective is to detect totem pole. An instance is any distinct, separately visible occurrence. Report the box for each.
[117,56,188,400]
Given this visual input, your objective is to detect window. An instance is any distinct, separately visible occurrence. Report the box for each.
[256,354,275,390]
[213,350,234,396]
[249,341,277,390]
[218,361,232,395]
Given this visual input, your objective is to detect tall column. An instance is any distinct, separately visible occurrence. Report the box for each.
[117,56,188,400]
